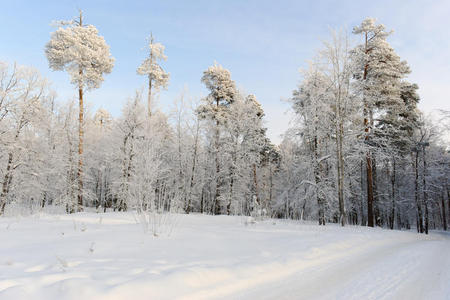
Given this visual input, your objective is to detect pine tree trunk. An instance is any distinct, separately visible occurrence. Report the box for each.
[447,183,450,229]
[348,179,356,224]
[422,147,429,234]
[360,161,366,225]
[362,31,374,228]
[76,13,84,212]
[269,163,273,206]
[366,152,374,227]
[390,158,396,230]
[442,191,447,231]
[363,100,374,228]
[414,153,424,233]
[77,76,84,212]
[372,157,381,226]
[147,34,155,118]
[148,75,152,117]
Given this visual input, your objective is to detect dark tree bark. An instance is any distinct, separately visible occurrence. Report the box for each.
[414,152,424,233]
[422,145,429,234]
[390,158,396,230]
[443,191,448,231]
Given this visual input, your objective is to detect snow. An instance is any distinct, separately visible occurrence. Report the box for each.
[0,212,449,299]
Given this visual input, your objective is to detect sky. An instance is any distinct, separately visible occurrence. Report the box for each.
[1,0,449,144]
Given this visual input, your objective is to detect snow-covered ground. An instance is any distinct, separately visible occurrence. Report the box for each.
[0,212,449,300]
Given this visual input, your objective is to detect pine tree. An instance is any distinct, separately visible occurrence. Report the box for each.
[197,62,237,215]
[351,18,410,227]
[137,34,169,117]
[45,10,114,211]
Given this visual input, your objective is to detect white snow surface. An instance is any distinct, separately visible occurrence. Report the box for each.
[0,212,449,300]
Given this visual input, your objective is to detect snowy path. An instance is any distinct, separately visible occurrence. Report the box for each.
[0,212,449,299]
[232,233,450,300]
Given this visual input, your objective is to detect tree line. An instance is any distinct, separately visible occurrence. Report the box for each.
[0,14,448,233]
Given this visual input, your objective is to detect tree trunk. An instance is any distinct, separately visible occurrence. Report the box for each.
[422,146,429,234]
[314,140,325,226]
[227,172,234,215]
[414,152,424,233]
[227,139,238,216]
[372,157,381,227]
[360,160,366,226]
[77,78,84,211]
[76,13,84,212]
[200,186,205,214]
[148,75,152,117]
[186,121,199,214]
[366,152,374,227]
[390,158,396,230]
[269,163,273,207]
[0,153,14,214]
[66,136,76,214]
[214,117,221,215]
[253,164,260,207]
[442,191,447,231]
[447,183,450,229]
[362,31,374,228]
[336,120,345,226]
[120,141,133,212]
[147,34,154,118]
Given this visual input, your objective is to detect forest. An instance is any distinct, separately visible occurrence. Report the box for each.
[0,15,449,234]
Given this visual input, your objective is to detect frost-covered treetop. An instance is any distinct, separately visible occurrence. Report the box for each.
[139,41,167,65]
[45,23,114,90]
[201,62,236,105]
[351,18,410,109]
[137,36,169,91]
[352,18,389,39]
[246,94,264,118]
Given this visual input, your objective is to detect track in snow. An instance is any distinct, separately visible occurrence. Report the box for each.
[229,233,450,300]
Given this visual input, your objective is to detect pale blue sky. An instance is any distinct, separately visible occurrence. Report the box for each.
[1,0,449,143]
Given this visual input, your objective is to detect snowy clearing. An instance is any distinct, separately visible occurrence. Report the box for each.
[1,212,449,300]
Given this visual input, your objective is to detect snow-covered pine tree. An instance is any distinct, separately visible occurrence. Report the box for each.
[375,81,420,229]
[137,34,169,117]
[45,10,114,211]
[351,18,411,227]
[240,94,267,217]
[197,62,237,215]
